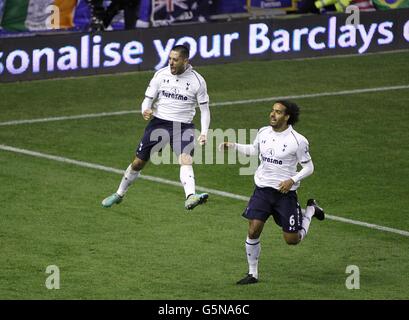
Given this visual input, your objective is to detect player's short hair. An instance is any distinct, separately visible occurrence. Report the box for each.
[171,45,190,59]
[276,100,300,125]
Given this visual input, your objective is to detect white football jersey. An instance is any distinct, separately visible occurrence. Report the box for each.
[144,64,209,123]
[253,125,312,190]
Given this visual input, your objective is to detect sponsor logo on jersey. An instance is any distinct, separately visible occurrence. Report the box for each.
[261,155,283,165]
[161,90,188,101]
[261,148,282,164]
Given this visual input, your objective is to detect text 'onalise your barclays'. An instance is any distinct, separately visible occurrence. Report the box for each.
[1,15,408,79]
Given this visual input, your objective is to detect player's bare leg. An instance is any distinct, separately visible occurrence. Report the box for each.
[180,153,208,210]
[237,219,264,285]
[101,157,146,208]
[297,199,325,241]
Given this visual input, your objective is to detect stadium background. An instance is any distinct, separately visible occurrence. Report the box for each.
[0,0,409,302]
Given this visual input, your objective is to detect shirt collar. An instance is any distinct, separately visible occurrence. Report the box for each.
[271,125,293,135]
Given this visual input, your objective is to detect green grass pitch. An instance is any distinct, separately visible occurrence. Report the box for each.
[0,51,408,299]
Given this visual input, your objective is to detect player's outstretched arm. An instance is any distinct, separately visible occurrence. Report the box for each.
[218,142,258,156]
[198,103,210,145]
[218,142,235,151]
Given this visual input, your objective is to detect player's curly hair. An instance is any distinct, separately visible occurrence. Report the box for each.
[172,45,190,59]
[276,100,300,126]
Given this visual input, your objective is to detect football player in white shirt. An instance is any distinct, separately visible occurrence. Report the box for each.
[102,45,210,210]
[220,100,325,285]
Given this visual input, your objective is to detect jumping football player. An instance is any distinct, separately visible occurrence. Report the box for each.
[102,45,210,210]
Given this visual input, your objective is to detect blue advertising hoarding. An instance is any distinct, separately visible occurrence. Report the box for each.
[1,8,408,82]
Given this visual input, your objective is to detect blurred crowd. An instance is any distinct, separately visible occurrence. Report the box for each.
[0,0,407,34]
[86,0,409,31]
[87,0,409,30]
[86,0,217,31]
[298,0,376,13]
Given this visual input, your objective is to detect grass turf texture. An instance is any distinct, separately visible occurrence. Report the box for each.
[0,51,408,299]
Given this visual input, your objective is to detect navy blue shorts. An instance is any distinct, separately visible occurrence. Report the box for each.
[242,186,302,233]
[136,117,195,161]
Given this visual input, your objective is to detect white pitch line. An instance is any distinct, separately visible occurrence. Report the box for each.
[324,215,409,237]
[1,144,409,238]
[0,110,138,126]
[1,84,408,127]
[210,84,409,107]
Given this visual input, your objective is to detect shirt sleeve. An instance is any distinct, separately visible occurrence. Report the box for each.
[290,137,314,183]
[199,102,210,136]
[291,160,314,183]
[144,73,160,99]
[234,131,259,156]
[296,137,312,164]
[196,78,209,105]
[141,97,153,113]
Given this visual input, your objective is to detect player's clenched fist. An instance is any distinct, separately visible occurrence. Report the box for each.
[143,109,153,120]
[198,134,207,146]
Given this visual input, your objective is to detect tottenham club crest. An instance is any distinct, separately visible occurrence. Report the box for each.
[266,148,275,157]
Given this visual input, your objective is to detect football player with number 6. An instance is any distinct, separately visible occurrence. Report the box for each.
[219,100,325,285]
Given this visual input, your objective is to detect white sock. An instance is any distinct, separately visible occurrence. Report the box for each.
[298,205,315,241]
[246,236,260,279]
[180,165,195,198]
[116,164,140,197]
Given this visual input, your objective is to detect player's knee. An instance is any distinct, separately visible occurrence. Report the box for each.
[248,230,261,239]
[285,239,299,245]
[283,233,300,245]
[179,153,193,165]
[248,220,264,239]
[132,157,146,171]
[248,227,262,239]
